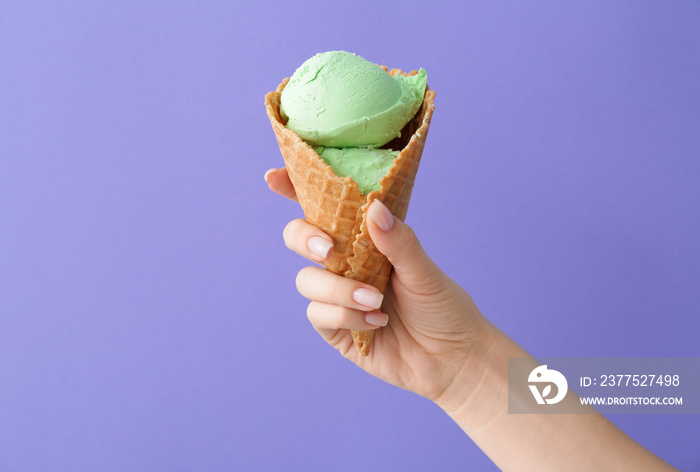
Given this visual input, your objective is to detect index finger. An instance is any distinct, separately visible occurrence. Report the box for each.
[264,167,298,202]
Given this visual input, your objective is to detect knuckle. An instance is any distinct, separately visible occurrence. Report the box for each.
[400,224,422,254]
[327,273,346,300]
[306,301,316,321]
[295,267,311,292]
[330,305,350,328]
[336,306,353,326]
[282,219,304,250]
[306,301,342,329]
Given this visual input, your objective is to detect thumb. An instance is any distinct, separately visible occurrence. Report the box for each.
[366,200,443,288]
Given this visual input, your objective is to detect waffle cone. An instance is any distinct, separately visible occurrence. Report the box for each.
[265,68,436,356]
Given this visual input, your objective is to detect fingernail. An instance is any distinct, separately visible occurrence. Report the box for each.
[365,311,389,327]
[353,288,384,309]
[368,200,395,232]
[307,236,333,259]
[264,168,276,183]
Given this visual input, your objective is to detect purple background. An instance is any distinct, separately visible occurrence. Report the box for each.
[1,1,698,470]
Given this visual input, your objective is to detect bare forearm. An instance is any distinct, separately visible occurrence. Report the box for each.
[438,322,677,472]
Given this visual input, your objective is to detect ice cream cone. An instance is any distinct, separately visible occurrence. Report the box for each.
[265,68,435,356]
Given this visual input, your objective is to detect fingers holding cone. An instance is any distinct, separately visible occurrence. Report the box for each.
[264,167,298,202]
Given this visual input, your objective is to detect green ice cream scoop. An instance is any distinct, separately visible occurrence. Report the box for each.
[315,146,399,194]
[280,51,427,148]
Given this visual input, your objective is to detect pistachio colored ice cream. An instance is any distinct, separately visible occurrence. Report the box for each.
[314,146,399,194]
[280,51,427,194]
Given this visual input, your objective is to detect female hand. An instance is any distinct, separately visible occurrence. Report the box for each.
[266,168,678,472]
[265,168,495,409]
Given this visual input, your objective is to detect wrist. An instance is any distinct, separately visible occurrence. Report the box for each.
[435,322,528,434]
[433,316,498,414]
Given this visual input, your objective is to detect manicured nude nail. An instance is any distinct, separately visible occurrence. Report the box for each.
[353,288,383,309]
[264,168,276,183]
[368,200,395,232]
[365,311,389,327]
[307,236,333,259]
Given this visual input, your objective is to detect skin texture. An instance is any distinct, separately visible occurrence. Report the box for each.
[264,167,678,472]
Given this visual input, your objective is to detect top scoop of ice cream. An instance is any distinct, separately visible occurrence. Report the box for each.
[280,51,427,148]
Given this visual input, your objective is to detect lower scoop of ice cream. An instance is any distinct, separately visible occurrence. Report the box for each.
[280,51,427,148]
[315,147,399,194]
